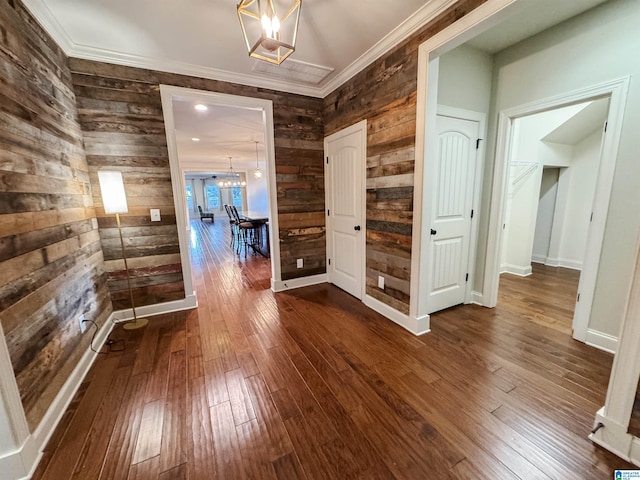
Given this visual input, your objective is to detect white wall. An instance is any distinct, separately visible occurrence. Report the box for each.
[558,129,602,267]
[245,172,269,217]
[438,43,493,114]
[532,168,559,263]
[478,0,640,337]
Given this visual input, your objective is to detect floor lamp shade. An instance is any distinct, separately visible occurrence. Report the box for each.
[98,171,128,214]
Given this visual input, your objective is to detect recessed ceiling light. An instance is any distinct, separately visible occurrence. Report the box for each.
[191,137,200,142]
[194,104,208,112]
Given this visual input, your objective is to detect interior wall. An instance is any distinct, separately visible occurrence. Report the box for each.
[437,43,494,114]
[70,58,326,282]
[478,0,640,337]
[532,168,560,263]
[0,0,112,431]
[324,0,486,315]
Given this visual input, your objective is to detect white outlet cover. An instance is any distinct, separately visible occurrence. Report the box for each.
[297,258,303,268]
[150,209,161,221]
[378,276,385,289]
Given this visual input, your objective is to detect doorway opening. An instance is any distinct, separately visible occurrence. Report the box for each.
[498,98,609,337]
[160,86,281,302]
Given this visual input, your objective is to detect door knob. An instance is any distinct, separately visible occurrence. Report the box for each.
[430,229,437,235]
[354,225,361,231]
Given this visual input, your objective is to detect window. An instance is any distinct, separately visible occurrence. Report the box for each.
[205,184,220,209]
[232,187,243,208]
[185,183,194,211]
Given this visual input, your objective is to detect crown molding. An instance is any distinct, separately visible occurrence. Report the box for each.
[22,0,457,99]
[319,0,458,96]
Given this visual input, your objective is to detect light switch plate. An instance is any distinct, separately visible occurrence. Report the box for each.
[150,209,161,221]
[378,275,385,289]
[297,258,303,268]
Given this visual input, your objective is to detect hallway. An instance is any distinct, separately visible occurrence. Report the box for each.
[33,219,631,479]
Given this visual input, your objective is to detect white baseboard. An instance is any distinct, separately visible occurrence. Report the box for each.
[0,435,38,480]
[531,255,547,264]
[363,295,430,336]
[590,407,634,464]
[585,328,618,354]
[501,264,532,277]
[629,437,640,467]
[271,274,328,292]
[111,293,198,322]
[545,257,583,271]
[470,291,484,306]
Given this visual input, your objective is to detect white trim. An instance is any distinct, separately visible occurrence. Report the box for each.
[471,291,484,306]
[110,294,198,323]
[321,0,457,96]
[363,295,430,336]
[585,329,618,354]
[500,264,532,277]
[590,407,634,464]
[22,0,457,99]
[543,257,583,271]
[324,120,367,301]
[159,86,282,293]
[630,437,640,467]
[271,274,328,293]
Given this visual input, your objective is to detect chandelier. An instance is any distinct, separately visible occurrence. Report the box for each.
[237,0,302,65]
[253,141,263,179]
[218,157,247,188]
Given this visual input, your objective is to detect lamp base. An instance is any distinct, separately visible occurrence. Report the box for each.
[122,318,149,330]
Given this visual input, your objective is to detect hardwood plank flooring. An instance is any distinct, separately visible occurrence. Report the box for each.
[33,219,633,479]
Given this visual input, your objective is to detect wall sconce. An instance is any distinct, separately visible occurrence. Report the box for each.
[97,171,148,330]
[237,0,302,65]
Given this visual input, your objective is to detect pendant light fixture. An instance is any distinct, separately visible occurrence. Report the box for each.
[218,156,247,188]
[253,141,263,179]
[237,0,302,65]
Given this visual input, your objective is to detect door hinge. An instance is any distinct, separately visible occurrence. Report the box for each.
[604,121,608,132]
[470,209,474,219]
[476,138,482,150]
[326,156,329,164]
[327,209,330,216]
[328,258,331,265]
[577,293,580,302]
[465,273,469,282]
[590,212,593,222]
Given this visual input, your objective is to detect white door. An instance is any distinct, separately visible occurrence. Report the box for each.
[426,115,479,313]
[325,121,365,299]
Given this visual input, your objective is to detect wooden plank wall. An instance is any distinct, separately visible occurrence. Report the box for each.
[323,0,487,315]
[68,60,325,284]
[0,0,112,430]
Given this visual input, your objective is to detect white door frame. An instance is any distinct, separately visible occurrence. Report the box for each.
[160,85,281,297]
[485,78,629,344]
[324,120,367,300]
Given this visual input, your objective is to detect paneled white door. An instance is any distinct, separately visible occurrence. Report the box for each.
[426,115,479,313]
[325,122,365,299]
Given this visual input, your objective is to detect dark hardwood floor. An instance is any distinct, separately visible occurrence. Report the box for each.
[33,219,633,479]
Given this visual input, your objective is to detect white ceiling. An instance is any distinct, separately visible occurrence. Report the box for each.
[542,98,610,145]
[21,0,609,173]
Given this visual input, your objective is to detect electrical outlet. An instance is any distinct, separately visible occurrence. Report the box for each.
[297,258,303,268]
[150,209,161,222]
[378,275,385,289]
[78,314,87,333]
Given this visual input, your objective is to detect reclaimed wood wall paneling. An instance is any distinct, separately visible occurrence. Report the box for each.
[0,0,112,430]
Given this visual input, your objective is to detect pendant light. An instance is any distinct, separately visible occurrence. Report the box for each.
[253,141,263,179]
[218,156,246,188]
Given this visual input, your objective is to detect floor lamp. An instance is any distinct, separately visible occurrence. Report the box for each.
[97,171,149,330]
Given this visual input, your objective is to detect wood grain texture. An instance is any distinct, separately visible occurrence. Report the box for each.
[0,0,112,430]
[323,0,487,314]
[68,57,326,284]
[33,219,633,479]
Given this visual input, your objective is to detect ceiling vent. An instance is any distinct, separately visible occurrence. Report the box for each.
[252,57,334,85]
